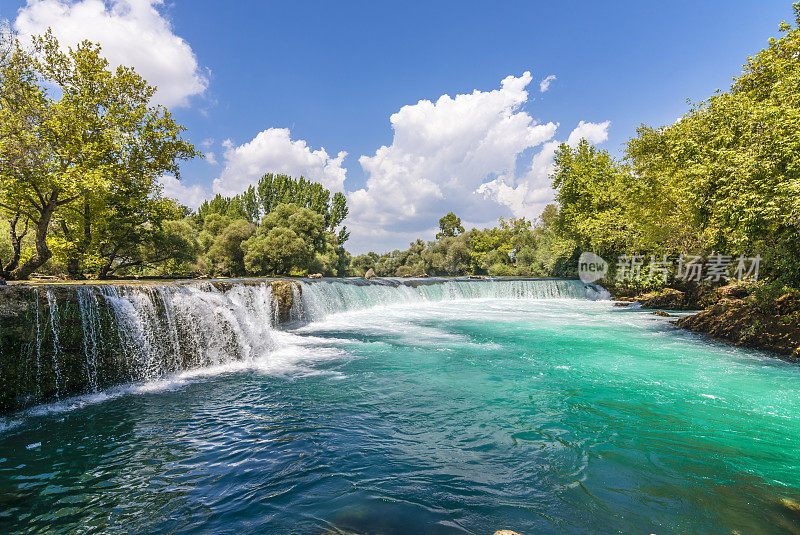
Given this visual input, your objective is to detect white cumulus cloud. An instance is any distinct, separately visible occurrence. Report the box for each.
[539,74,556,92]
[14,0,207,107]
[477,120,611,219]
[346,71,559,252]
[212,128,347,196]
[567,120,611,146]
[159,175,208,209]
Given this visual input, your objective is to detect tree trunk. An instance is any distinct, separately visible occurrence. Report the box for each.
[1,213,28,277]
[98,255,114,280]
[66,258,82,279]
[8,192,58,280]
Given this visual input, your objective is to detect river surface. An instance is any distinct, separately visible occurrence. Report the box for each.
[1,286,800,534]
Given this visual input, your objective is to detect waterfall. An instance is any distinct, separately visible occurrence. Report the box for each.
[294,278,607,322]
[45,291,62,399]
[34,289,42,397]
[99,282,278,378]
[77,287,102,391]
[1,278,606,412]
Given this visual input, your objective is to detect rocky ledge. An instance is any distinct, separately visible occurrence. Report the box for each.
[609,282,725,310]
[674,293,800,359]
[609,282,800,359]
[0,278,301,413]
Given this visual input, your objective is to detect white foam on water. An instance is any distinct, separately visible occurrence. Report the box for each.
[4,279,609,427]
[2,325,356,429]
[1,349,345,428]
[294,279,607,323]
[0,419,22,434]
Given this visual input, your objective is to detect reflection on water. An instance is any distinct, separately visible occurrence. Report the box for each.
[2,298,800,534]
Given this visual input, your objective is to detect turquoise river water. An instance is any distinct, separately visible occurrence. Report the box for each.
[1,279,799,534]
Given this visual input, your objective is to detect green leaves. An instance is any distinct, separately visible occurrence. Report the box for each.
[623,7,800,284]
[242,203,325,275]
[436,212,465,239]
[0,30,197,279]
[551,140,636,257]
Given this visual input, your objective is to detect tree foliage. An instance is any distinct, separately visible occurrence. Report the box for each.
[625,4,800,284]
[0,31,197,279]
[4,6,800,287]
[242,203,325,275]
[436,212,465,239]
[192,174,350,278]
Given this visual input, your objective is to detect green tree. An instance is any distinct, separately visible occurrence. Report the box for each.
[626,3,800,284]
[0,31,197,279]
[242,203,325,275]
[92,197,199,279]
[436,212,465,239]
[256,173,348,242]
[205,219,256,276]
[424,234,471,275]
[551,140,635,258]
[351,252,378,276]
[197,186,260,225]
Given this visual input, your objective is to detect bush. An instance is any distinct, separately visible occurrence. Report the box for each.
[488,263,515,277]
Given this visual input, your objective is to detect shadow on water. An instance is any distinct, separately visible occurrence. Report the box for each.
[315,500,470,535]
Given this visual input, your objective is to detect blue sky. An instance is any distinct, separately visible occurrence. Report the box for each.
[1,0,794,252]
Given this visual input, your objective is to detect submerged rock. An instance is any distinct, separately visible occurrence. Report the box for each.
[652,310,671,317]
[780,497,800,517]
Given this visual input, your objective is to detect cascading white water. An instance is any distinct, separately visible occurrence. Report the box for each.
[20,279,607,405]
[91,279,606,371]
[77,287,104,391]
[45,290,63,398]
[294,278,608,322]
[33,289,43,396]
[98,282,279,379]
